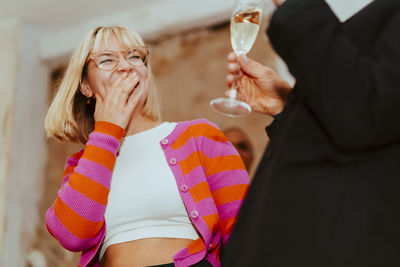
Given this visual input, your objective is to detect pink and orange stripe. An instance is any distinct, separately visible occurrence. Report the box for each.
[46,119,249,267]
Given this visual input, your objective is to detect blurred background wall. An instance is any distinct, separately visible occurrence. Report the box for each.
[0,0,293,266]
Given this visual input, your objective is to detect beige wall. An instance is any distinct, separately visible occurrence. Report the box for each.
[2,24,50,266]
[0,20,19,266]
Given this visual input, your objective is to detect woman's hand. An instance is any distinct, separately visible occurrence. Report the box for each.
[94,72,147,129]
[226,52,292,116]
[272,0,287,6]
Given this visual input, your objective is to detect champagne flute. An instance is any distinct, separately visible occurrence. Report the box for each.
[210,0,264,117]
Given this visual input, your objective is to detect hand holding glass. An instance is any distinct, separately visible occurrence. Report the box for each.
[210,0,263,116]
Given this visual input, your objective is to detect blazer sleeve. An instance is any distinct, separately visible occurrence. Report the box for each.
[45,121,124,252]
[202,120,250,246]
[268,0,400,151]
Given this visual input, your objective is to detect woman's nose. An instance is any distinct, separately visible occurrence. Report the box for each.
[116,56,134,72]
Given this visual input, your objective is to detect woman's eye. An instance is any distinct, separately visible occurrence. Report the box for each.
[99,59,114,64]
[128,54,141,60]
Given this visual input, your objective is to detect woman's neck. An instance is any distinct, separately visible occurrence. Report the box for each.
[124,114,161,137]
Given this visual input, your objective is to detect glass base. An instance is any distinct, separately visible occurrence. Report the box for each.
[210,97,251,117]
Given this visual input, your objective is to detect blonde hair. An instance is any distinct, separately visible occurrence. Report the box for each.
[45,26,160,144]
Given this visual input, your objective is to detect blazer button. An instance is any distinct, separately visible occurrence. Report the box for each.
[181,184,188,192]
[190,210,199,219]
[169,158,177,165]
[161,139,169,145]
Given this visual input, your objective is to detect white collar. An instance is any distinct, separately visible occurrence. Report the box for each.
[325,0,374,22]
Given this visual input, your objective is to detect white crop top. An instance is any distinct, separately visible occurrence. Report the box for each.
[99,122,199,259]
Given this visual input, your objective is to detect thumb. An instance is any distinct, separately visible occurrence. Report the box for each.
[238,54,264,78]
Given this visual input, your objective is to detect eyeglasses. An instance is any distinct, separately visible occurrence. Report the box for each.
[88,46,149,71]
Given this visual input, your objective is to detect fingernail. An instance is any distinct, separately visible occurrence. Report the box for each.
[241,54,248,63]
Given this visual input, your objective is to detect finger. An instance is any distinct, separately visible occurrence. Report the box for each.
[238,54,266,78]
[130,74,140,95]
[105,72,129,100]
[227,51,237,63]
[126,85,146,111]
[112,72,129,89]
[112,72,138,100]
[226,74,235,87]
[121,73,139,95]
[227,62,239,74]
[115,74,139,106]
[126,78,142,103]
[237,70,244,80]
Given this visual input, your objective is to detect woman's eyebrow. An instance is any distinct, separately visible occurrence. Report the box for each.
[97,51,115,56]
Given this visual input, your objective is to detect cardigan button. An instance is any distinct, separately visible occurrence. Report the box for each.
[181,184,188,192]
[169,158,177,165]
[190,210,199,219]
[161,139,169,145]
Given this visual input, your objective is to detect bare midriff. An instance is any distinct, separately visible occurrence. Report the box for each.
[100,238,195,267]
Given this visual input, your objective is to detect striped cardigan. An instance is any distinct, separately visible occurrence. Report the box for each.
[46,119,249,267]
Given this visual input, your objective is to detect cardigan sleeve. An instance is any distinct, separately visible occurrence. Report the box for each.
[202,121,250,246]
[45,121,124,252]
[268,0,400,151]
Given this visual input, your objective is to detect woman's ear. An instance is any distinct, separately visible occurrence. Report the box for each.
[80,80,93,98]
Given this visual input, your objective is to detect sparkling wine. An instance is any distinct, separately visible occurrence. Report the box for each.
[210,0,263,117]
[230,8,262,55]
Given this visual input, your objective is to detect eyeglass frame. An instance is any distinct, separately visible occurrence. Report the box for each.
[87,46,150,71]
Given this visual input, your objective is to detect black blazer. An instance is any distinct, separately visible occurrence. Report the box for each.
[222,0,400,266]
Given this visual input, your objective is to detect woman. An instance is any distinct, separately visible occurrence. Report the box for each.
[45,26,249,267]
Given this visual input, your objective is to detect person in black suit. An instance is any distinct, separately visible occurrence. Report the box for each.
[222,0,400,266]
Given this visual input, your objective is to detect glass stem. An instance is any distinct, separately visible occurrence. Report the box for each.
[228,70,239,99]
[228,88,237,98]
